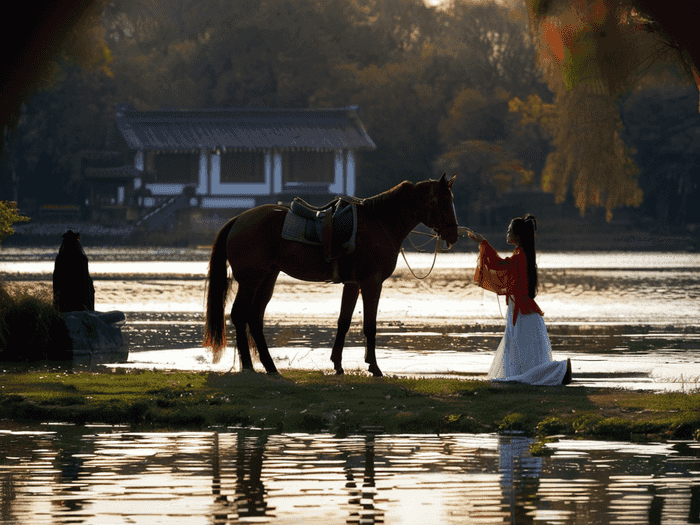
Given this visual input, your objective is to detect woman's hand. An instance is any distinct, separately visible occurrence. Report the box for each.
[469,231,484,243]
[458,226,484,243]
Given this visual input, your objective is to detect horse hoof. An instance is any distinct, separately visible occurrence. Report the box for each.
[369,365,383,377]
[267,370,280,376]
[335,368,345,376]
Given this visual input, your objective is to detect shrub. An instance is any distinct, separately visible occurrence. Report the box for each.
[536,416,572,436]
[499,413,530,434]
[0,282,72,361]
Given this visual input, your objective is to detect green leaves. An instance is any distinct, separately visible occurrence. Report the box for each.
[0,201,29,244]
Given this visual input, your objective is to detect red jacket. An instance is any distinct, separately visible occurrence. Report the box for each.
[474,240,543,325]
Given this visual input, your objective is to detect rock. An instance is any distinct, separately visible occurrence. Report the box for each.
[62,311,128,365]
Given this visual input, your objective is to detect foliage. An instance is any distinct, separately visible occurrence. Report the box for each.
[498,412,530,434]
[9,0,697,225]
[6,0,554,213]
[536,415,571,436]
[520,0,700,220]
[525,0,698,97]
[11,67,120,204]
[543,87,642,221]
[509,94,558,135]
[0,201,30,244]
[509,88,642,221]
[529,439,555,456]
[620,80,700,225]
[436,139,534,220]
[3,0,112,158]
[0,282,72,361]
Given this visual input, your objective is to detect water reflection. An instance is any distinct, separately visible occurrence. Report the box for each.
[118,313,700,390]
[212,432,270,522]
[499,435,542,524]
[344,434,383,525]
[2,428,700,524]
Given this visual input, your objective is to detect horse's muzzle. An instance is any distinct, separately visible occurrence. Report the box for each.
[438,224,459,248]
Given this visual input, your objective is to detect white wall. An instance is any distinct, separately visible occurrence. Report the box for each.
[209,151,272,196]
[345,150,356,196]
[328,149,344,194]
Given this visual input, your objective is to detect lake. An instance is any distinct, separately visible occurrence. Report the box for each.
[1,248,700,524]
[4,248,698,389]
[2,426,700,524]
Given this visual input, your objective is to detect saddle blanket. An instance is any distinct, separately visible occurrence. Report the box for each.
[281,200,357,254]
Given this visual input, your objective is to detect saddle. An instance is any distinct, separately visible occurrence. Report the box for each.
[281,196,360,282]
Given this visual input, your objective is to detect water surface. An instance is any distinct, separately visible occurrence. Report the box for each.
[1,427,699,524]
[2,250,699,389]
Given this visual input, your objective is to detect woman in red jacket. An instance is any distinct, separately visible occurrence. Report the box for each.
[459,215,572,385]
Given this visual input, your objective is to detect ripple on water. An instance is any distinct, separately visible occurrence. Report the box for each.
[1,429,700,524]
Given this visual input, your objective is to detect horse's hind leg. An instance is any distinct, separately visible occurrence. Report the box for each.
[248,271,280,375]
[330,283,360,375]
[230,280,260,371]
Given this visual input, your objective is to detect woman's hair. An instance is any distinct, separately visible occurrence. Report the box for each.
[511,214,538,299]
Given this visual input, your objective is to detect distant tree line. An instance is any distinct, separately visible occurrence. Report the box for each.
[2,0,699,226]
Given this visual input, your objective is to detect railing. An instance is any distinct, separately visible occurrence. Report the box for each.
[133,193,191,230]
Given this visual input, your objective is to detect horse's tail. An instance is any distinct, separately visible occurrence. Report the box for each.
[203,216,237,363]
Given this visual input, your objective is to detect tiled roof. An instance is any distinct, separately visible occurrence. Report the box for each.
[113,104,376,151]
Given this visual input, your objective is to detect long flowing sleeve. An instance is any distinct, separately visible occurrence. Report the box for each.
[474,240,543,324]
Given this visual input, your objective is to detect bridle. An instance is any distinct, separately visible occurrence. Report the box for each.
[424,182,458,244]
[400,181,458,280]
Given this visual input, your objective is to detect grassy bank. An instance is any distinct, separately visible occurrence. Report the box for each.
[0,282,72,361]
[1,368,699,446]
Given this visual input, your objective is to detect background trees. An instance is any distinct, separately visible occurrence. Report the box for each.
[520,0,700,221]
[4,0,699,232]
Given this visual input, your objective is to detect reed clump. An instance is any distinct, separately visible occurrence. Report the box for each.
[0,281,72,361]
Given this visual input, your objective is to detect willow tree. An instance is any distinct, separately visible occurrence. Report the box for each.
[520,0,700,220]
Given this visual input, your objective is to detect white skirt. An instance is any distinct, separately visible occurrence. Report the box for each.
[488,301,568,386]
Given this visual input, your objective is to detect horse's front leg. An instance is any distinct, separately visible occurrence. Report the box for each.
[359,279,383,377]
[331,283,360,375]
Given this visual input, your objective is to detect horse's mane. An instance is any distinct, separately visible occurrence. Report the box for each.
[361,180,415,210]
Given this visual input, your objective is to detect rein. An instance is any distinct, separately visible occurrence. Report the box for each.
[372,178,456,281]
[400,229,451,280]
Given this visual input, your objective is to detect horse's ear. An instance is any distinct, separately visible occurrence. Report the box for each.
[448,174,456,188]
[439,172,447,187]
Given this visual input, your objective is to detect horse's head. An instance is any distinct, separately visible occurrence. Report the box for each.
[423,172,458,247]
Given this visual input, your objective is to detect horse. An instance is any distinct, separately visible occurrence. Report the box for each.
[203,172,458,377]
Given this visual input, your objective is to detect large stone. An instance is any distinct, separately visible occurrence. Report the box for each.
[62,311,128,365]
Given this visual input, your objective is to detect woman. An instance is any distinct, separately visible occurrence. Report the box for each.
[459,215,572,385]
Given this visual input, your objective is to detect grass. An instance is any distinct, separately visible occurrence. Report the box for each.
[0,281,72,361]
[1,367,700,443]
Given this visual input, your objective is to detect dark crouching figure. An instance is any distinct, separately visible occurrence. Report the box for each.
[53,230,95,312]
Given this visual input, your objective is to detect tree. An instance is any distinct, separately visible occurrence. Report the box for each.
[519,0,700,220]
[621,81,700,225]
[0,201,29,245]
[2,0,113,202]
[3,0,112,151]
[436,139,533,224]
[11,66,120,206]
[509,89,642,221]
[430,1,550,220]
[525,0,700,98]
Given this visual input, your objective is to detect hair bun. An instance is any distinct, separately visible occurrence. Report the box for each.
[524,215,537,231]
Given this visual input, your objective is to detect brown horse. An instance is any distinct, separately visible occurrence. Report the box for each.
[203,173,458,377]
